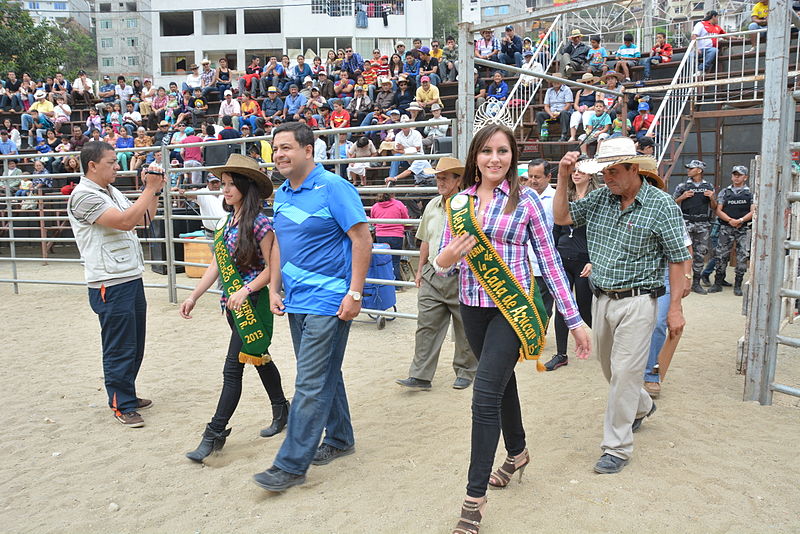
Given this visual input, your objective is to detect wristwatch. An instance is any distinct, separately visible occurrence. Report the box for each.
[684,273,692,280]
[347,290,362,301]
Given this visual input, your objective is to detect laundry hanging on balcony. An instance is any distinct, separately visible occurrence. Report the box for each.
[356,2,368,28]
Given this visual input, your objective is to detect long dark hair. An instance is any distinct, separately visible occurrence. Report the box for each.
[462,124,520,214]
[222,171,265,271]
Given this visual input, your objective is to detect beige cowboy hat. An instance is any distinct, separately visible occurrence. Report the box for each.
[601,71,625,83]
[579,72,598,84]
[207,153,273,198]
[576,137,664,189]
[423,156,465,177]
[569,29,584,38]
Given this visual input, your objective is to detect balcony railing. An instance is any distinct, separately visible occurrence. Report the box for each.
[311,0,406,17]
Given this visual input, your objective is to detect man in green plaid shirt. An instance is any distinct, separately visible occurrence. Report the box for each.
[554,139,690,475]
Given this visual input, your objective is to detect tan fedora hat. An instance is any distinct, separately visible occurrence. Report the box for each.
[576,137,664,189]
[423,156,465,177]
[208,153,273,198]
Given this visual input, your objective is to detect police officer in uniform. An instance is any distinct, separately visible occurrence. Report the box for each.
[707,165,753,296]
[673,160,717,294]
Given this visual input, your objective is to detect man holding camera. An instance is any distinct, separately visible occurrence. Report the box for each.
[68,141,166,428]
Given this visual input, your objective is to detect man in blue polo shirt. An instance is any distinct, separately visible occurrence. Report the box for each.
[283,84,308,122]
[253,121,371,492]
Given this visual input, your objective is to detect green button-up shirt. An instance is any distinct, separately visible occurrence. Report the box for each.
[569,180,691,290]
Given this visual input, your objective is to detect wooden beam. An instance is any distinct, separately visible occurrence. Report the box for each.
[473,0,620,31]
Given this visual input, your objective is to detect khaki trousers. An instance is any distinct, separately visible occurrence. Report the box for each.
[592,293,657,461]
[408,264,477,382]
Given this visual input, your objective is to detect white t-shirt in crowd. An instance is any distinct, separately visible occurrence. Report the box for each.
[194,187,227,231]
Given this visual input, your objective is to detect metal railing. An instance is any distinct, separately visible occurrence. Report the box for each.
[0,118,457,322]
[473,14,565,134]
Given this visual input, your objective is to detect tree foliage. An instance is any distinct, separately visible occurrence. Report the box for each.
[433,0,460,41]
[0,0,96,80]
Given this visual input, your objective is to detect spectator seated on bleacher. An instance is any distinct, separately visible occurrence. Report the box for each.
[138,78,155,115]
[300,76,315,100]
[475,29,502,73]
[114,76,134,111]
[347,86,372,124]
[2,119,21,150]
[578,100,612,156]
[95,75,115,113]
[0,71,23,112]
[384,115,434,186]
[187,87,208,128]
[421,103,448,152]
[640,32,673,83]
[0,129,18,155]
[334,71,356,107]
[131,127,153,171]
[180,126,204,185]
[316,71,336,100]
[568,72,599,141]
[330,99,351,128]
[342,47,365,80]
[586,35,610,77]
[441,36,459,82]
[115,127,135,171]
[748,1,769,51]
[632,102,656,139]
[613,34,641,83]
[208,57,232,101]
[218,115,241,140]
[558,29,590,77]
[22,91,54,148]
[217,89,241,130]
[417,47,441,86]
[346,136,378,186]
[692,10,724,73]
[362,60,378,98]
[498,24,524,69]
[261,86,284,124]
[49,73,71,105]
[122,101,142,136]
[283,84,308,122]
[486,71,510,102]
[182,63,202,95]
[396,75,416,115]
[415,76,442,113]
[598,71,623,120]
[535,74,573,141]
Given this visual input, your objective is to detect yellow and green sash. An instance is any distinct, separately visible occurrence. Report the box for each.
[447,194,549,371]
[214,215,273,366]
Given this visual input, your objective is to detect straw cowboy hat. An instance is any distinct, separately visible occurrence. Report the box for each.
[601,71,625,83]
[424,156,465,177]
[579,72,598,84]
[569,29,584,38]
[576,137,664,189]
[208,153,273,198]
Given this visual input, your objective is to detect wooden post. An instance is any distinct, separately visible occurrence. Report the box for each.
[457,21,475,161]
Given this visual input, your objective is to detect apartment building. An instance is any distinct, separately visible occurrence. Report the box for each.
[95,0,154,80]
[19,0,93,30]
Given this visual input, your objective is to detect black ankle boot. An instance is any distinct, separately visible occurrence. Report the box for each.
[707,274,723,293]
[733,273,744,296]
[186,424,231,463]
[692,275,708,295]
[260,400,290,438]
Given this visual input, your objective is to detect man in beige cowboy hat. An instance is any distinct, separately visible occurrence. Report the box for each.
[553,137,690,474]
[396,157,478,391]
[558,29,590,76]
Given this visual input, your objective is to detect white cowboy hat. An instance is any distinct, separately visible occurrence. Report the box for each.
[576,137,664,189]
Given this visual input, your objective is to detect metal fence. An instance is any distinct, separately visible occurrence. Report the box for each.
[0,119,457,322]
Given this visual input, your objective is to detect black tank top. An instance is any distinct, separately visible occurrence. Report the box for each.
[218,69,230,82]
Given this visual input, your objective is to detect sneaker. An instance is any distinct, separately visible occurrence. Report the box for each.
[594,453,629,474]
[643,381,661,399]
[312,443,356,466]
[252,466,306,492]
[544,353,568,371]
[395,377,432,390]
[632,401,656,433]
[137,398,153,410]
[114,411,144,428]
[452,377,472,390]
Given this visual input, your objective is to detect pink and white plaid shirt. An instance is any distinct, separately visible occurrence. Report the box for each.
[441,180,583,329]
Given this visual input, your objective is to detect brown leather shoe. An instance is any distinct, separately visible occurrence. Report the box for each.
[114,411,144,428]
[137,398,153,410]
[644,381,661,398]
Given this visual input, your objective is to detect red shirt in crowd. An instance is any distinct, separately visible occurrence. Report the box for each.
[330,109,351,128]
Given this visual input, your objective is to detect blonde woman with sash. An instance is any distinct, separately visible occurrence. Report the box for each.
[179,154,289,463]
[435,124,591,533]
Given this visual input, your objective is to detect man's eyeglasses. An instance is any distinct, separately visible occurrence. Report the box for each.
[346,49,353,53]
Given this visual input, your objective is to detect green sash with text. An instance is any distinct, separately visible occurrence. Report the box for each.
[214,215,273,366]
[447,194,548,370]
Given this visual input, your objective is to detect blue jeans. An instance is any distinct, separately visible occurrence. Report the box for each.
[498,51,523,68]
[88,278,147,414]
[645,271,670,383]
[376,235,403,281]
[641,55,663,79]
[416,73,441,86]
[273,313,354,475]
[0,94,22,111]
[389,160,409,178]
[698,47,717,72]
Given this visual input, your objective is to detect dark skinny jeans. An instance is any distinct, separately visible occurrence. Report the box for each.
[460,304,526,498]
[209,291,286,432]
[554,257,594,354]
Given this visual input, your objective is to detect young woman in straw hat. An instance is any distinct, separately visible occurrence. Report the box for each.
[179,154,289,463]
[434,124,591,533]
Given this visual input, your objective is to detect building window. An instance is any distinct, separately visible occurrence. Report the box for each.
[128,56,139,66]
[126,18,137,28]
[482,7,495,16]
[161,51,193,74]
[101,57,115,67]
[243,9,281,33]
[101,38,113,48]
[126,1,136,11]
[28,2,41,9]
[311,0,326,14]
[126,37,138,46]
[99,19,112,29]
[160,11,194,36]
[498,5,510,14]
[99,3,111,12]
[54,2,67,10]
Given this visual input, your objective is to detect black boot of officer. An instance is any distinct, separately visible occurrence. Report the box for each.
[733,273,744,296]
[707,274,724,293]
[692,274,708,295]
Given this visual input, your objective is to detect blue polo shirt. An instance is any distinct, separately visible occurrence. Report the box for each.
[284,93,308,115]
[273,163,366,315]
[0,139,18,155]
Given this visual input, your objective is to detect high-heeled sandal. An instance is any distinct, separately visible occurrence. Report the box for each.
[488,448,530,488]
[452,498,486,534]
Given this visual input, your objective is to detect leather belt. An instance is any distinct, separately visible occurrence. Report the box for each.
[592,286,666,300]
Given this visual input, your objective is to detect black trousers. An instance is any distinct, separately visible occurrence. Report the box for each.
[554,258,594,354]
[209,292,286,432]
[460,304,525,498]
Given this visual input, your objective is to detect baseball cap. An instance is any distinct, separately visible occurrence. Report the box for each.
[523,50,534,57]
[208,174,221,181]
[638,102,650,111]
[184,127,194,135]
[420,75,430,82]
[420,46,430,54]
[685,160,706,169]
[34,90,46,99]
[36,136,44,142]
[355,85,364,91]
[732,165,749,175]
[318,71,327,76]
[267,86,278,92]
[388,109,401,116]
[103,75,111,80]
[505,24,514,30]
[224,89,233,96]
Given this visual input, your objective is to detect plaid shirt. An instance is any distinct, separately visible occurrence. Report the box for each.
[442,181,583,328]
[569,181,691,290]
[219,213,272,307]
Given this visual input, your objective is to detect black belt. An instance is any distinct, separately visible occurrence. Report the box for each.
[592,286,666,300]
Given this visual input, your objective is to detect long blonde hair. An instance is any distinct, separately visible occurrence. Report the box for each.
[568,169,600,201]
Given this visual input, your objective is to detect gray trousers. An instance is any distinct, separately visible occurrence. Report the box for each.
[593,293,657,461]
[408,263,477,382]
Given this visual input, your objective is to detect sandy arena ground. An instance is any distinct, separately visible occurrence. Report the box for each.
[1,256,799,534]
